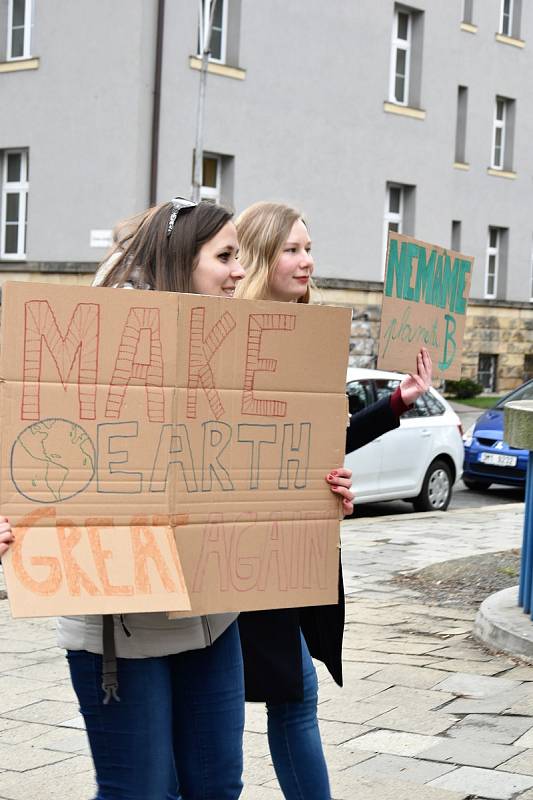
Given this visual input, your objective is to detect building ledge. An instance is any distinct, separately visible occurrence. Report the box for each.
[453,161,470,171]
[383,101,426,120]
[460,22,478,34]
[495,33,525,48]
[487,167,517,180]
[0,57,40,73]
[0,261,97,273]
[315,277,383,293]
[189,56,246,80]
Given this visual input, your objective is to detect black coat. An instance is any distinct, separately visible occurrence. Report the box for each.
[238,396,401,703]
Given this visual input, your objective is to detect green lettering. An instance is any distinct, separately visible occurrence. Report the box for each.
[385,239,408,298]
[438,314,457,371]
[403,243,419,301]
[454,260,471,315]
[381,316,398,358]
[429,254,443,307]
[440,255,460,312]
[414,247,436,303]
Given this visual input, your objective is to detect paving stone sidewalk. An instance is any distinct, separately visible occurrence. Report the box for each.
[0,502,530,800]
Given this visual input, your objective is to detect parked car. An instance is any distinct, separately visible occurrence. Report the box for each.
[345,368,464,511]
[462,378,533,490]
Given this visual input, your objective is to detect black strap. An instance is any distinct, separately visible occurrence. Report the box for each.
[101,615,120,704]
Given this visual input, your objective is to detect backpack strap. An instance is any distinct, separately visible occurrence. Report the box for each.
[101,615,120,704]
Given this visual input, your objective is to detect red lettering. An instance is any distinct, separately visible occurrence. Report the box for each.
[242,314,295,416]
[186,307,236,419]
[105,307,165,421]
[22,301,100,420]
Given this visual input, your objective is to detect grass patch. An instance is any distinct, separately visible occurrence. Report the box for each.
[445,395,504,409]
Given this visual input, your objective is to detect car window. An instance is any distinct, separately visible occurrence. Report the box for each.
[346,380,374,414]
[424,392,446,416]
[374,379,401,401]
[496,380,533,407]
[402,395,432,418]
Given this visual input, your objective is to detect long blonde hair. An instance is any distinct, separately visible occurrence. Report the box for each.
[235,202,312,304]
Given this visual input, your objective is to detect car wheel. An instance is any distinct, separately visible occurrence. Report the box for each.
[412,459,452,512]
[463,478,492,491]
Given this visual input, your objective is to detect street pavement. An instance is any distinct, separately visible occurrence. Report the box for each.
[0,501,531,800]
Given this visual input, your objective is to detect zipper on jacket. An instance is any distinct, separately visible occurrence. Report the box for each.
[202,616,213,646]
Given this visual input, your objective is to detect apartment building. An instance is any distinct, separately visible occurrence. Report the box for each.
[0,0,532,389]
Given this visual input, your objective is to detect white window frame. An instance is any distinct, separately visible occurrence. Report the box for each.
[383,183,404,276]
[389,9,411,106]
[500,0,513,36]
[200,154,221,203]
[1,149,29,260]
[491,97,507,169]
[485,227,499,299]
[7,0,32,61]
[198,0,228,64]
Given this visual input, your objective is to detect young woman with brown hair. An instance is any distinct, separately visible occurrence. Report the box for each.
[0,198,355,800]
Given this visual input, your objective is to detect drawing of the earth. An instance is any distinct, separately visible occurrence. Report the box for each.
[10,418,95,503]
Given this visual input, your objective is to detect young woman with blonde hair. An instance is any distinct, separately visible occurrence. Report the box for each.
[235,201,432,799]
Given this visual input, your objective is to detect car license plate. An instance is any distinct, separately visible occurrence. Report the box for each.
[479,452,517,467]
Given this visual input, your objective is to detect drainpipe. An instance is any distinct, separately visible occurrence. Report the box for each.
[150,0,165,206]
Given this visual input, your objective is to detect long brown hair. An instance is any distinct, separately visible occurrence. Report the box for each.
[235,202,312,304]
[99,201,232,293]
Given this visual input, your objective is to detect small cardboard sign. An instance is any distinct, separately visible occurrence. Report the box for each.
[378,233,473,379]
[0,282,352,618]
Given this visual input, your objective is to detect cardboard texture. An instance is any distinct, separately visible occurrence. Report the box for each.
[378,233,473,379]
[0,282,352,618]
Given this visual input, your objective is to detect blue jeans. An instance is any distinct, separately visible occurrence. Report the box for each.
[266,633,330,799]
[67,621,244,800]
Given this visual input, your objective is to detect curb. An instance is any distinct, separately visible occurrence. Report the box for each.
[347,501,524,526]
[474,585,533,663]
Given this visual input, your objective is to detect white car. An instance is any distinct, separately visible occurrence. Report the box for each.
[345,367,464,511]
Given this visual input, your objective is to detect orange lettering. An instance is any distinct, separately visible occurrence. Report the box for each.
[57,524,100,596]
[130,517,176,594]
[86,517,133,596]
[10,508,62,595]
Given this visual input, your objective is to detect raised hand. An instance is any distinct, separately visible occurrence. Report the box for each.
[399,347,433,406]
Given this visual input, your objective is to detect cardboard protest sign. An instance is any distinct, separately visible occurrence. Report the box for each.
[378,233,473,379]
[0,282,351,618]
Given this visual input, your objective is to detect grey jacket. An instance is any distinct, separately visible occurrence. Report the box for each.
[57,611,238,658]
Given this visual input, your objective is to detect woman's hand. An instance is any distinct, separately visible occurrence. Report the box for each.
[0,517,14,560]
[399,347,433,406]
[326,467,355,517]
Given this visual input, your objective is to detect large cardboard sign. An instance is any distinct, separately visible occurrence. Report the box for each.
[0,282,351,618]
[378,233,473,379]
